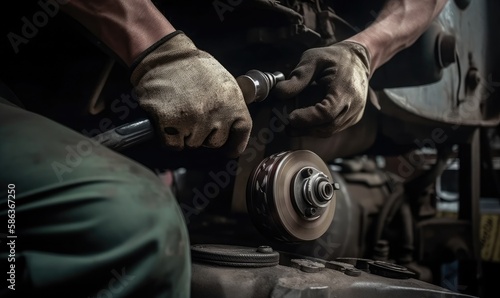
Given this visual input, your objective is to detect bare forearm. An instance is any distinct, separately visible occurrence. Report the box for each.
[62,0,175,66]
[347,0,448,74]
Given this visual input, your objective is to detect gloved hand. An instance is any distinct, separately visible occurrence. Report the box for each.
[131,31,252,157]
[273,41,371,137]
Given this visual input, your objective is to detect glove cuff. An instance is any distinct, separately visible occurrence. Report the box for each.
[129,30,184,74]
[341,40,372,76]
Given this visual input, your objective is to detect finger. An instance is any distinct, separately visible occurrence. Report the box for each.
[185,125,212,148]
[161,126,185,151]
[222,118,252,158]
[273,61,317,100]
[203,122,228,149]
[288,104,365,137]
[288,98,347,128]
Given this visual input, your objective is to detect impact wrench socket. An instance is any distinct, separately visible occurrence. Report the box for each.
[93,70,285,150]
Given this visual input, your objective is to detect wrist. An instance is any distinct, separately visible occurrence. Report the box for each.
[130,31,184,74]
[346,30,388,75]
[123,3,176,65]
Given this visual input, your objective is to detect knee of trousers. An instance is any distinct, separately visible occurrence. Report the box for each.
[15,171,191,297]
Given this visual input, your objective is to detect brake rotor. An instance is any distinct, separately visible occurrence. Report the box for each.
[246,150,338,242]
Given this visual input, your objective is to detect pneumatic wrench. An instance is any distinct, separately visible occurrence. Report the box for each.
[93,70,284,150]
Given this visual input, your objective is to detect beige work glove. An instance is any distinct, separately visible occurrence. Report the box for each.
[273,41,371,137]
[131,31,252,157]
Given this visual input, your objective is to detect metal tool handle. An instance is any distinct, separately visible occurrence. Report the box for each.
[94,70,284,150]
[93,119,154,150]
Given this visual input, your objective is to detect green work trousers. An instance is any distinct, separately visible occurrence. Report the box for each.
[0,98,190,297]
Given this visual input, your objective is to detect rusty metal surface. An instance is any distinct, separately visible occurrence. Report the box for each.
[192,247,477,298]
[379,0,500,126]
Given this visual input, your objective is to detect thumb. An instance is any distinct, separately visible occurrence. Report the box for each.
[273,63,316,100]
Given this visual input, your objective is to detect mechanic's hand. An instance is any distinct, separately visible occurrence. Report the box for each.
[131,32,252,157]
[273,41,371,137]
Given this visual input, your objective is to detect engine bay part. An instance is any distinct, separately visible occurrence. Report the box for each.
[191,244,280,268]
[246,150,337,241]
[191,244,477,298]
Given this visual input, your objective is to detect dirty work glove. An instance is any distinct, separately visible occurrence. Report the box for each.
[274,41,371,137]
[131,31,252,157]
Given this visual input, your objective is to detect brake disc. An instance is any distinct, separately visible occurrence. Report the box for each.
[246,150,338,242]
